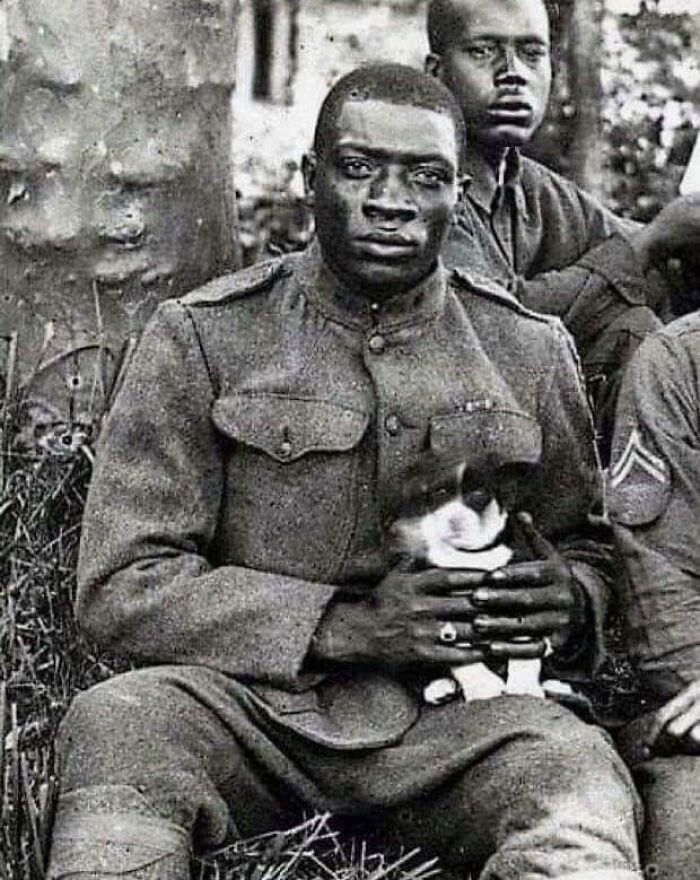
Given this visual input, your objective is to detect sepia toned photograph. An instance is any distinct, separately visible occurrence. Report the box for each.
[1,1,699,878]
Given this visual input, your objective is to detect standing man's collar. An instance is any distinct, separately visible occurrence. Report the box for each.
[295,240,448,330]
[461,148,525,216]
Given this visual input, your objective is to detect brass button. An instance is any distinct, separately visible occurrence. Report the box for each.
[385,414,401,436]
[368,334,386,354]
[278,440,293,459]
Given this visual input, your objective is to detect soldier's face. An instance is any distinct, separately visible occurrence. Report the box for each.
[430,0,551,154]
[307,99,459,297]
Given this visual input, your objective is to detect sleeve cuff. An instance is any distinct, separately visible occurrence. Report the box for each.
[548,562,609,680]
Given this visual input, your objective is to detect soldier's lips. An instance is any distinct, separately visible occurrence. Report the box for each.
[354,233,418,259]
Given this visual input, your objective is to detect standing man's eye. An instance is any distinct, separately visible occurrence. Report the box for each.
[339,158,374,179]
[464,42,499,62]
[519,42,549,63]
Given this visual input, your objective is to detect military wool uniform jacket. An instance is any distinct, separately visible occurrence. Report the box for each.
[443,149,655,336]
[77,243,612,750]
[610,313,700,708]
[441,149,664,462]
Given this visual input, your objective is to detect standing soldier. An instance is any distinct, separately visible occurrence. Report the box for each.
[426,0,700,459]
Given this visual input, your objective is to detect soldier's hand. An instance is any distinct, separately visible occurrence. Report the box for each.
[469,513,587,657]
[311,566,494,670]
[645,680,700,757]
[632,193,700,267]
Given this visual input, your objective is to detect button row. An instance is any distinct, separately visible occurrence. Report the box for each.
[384,414,401,436]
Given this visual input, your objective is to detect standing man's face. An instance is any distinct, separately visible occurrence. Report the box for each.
[429,0,552,155]
[304,99,459,297]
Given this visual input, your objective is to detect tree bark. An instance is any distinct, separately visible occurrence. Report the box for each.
[568,0,605,196]
[0,0,239,440]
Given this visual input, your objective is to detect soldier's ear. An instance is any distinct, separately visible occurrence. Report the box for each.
[301,152,317,206]
[425,53,443,79]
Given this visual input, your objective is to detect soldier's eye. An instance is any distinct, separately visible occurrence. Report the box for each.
[412,167,449,188]
[340,158,374,179]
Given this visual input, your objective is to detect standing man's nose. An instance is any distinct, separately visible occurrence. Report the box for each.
[494,45,528,86]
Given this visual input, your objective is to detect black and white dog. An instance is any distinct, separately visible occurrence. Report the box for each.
[390,462,554,704]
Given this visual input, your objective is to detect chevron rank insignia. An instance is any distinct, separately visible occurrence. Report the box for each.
[608,428,671,526]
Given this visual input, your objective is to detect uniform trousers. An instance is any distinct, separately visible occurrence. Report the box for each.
[48,665,643,880]
[617,714,700,880]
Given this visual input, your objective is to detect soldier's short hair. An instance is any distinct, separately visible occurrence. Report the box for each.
[313,63,465,166]
[427,0,558,56]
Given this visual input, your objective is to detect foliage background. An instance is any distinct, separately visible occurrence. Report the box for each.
[231,0,700,261]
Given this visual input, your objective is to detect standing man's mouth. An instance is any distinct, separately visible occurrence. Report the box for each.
[487,100,533,123]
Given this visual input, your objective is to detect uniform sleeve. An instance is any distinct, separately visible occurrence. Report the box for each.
[76,301,338,687]
[609,330,700,702]
[513,184,652,327]
[514,189,666,465]
[533,322,615,678]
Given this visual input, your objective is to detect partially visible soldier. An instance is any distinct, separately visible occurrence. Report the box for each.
[426,0,700,459]
[47,64,643,880]
[610,313,700,880]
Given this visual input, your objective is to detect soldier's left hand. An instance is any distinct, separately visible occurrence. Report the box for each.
[469,513,586,656]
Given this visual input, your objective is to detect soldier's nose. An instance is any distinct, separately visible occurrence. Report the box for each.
[364,172,418,221]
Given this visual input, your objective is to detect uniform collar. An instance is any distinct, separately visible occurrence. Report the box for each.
[295,239,448,330]
[462,147,525,216]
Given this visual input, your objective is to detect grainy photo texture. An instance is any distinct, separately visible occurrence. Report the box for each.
[1,2,700,879]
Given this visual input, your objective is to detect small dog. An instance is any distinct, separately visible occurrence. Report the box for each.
[390,463,547,704]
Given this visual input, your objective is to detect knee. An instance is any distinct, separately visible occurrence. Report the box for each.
[57,668,188,784]
[60,670,163,746]
[642,754,700,809]
[535,711,639,814]
[539,710,621,772]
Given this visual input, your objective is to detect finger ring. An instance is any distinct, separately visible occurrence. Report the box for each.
[439,622,458,644]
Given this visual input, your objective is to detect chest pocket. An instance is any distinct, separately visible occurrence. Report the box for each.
[430,407,542,487]
[213,394,368,462]
[211,394,369,580]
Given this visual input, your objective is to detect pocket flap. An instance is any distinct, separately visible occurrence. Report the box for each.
[430,407,542,471]
[212,394,369,462]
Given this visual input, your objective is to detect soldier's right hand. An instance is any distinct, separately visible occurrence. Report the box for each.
[310,566,489,670]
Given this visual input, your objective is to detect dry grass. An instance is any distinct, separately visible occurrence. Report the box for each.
[0,385,99,879]
[194,815,441,880]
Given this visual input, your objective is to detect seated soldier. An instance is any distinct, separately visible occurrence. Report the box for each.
[610,314,700,880]
[426,0,700,459]
[48,64,643,880]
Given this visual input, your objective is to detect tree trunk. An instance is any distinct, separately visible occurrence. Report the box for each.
[0,0,239,441]
[568,0,605,196]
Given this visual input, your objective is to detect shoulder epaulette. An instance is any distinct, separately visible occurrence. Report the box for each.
[181,258,289,307]
[450,267,555,326]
